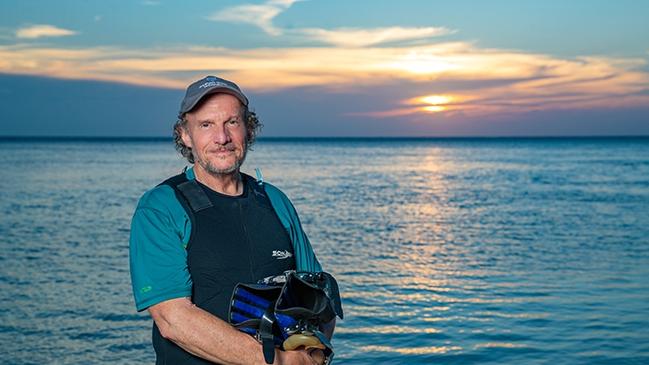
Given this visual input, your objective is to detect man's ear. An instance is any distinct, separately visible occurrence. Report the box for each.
[179,121,193,149]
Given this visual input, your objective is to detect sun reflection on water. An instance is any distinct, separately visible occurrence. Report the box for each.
[359,345,463,355]
[335,325,442,335]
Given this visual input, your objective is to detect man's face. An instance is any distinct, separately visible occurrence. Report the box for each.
[181,93,248,176]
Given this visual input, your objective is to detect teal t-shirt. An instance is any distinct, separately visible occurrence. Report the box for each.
[129,168,321,312]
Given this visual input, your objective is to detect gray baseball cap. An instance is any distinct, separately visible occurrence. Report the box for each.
[178,76,249,118]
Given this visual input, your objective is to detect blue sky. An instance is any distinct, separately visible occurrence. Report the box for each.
[1,0,648,136]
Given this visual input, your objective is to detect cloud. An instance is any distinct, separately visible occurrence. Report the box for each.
[1,41,648,119]
[207,0,300,36]
[15,24,77,39]
[208,1,451,47]
[300,26,454,47]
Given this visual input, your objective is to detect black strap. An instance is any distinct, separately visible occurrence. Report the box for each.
[233,318,261,329]
[251,179,268,200]
[260,307,276,364]
[177,180,213,212]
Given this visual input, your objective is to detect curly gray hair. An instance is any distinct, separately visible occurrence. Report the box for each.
[173,106,262,164]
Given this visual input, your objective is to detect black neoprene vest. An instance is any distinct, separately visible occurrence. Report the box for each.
[152,172,296,365]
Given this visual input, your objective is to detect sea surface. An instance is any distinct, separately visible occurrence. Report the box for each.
[1,137,649,365]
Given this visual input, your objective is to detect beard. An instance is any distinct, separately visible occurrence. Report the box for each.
[195,142,248,175]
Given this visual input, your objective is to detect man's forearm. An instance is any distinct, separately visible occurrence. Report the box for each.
[150,297,268,364]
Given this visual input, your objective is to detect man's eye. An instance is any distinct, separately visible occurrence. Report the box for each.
[200,122,210,128]
[228,119,239,125]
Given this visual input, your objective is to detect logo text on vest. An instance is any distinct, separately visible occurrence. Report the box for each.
[272,250,293,260]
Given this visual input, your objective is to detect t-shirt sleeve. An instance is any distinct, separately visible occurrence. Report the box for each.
[129,186,192,312]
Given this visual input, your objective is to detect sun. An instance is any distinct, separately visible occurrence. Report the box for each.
[420,95,453,106]
[408,94,454,112]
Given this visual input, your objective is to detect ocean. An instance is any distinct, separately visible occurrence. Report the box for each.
[1,137,648,364]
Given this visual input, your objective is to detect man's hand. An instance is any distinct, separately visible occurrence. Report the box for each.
[275,349,325,365]
[308,349,326,365]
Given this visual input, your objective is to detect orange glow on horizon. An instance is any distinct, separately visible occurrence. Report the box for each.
[423,105,446,112]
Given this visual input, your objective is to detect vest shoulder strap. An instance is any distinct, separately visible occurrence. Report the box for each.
[177,180,213,212]
[160,172,213,213]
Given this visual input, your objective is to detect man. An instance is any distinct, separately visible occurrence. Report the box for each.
[129,76,332,364]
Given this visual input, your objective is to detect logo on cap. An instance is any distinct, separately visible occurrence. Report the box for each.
[198,80,228,89]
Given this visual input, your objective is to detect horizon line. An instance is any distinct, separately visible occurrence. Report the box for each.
[1,135,648,142]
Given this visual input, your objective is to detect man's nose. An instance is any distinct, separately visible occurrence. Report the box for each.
[213,124,231,145]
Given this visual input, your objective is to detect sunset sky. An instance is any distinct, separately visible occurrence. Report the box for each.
[1,0,648,137]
